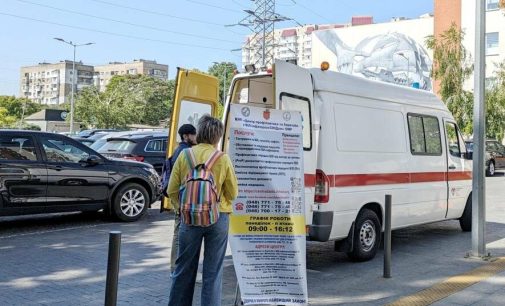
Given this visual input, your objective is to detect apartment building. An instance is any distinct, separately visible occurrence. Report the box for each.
[93,59,168,91]
[19,59,169,104]
[19,61,94,105]
[241,17,373,68]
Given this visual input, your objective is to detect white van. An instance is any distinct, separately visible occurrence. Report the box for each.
[166,60,473,261]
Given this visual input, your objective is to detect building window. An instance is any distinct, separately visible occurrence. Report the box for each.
[486,32,499,55]
[487,0,499,10]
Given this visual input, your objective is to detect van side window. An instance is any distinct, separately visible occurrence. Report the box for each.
[445,122,464,158]
[407,114,442,156]
[280,93,312,150]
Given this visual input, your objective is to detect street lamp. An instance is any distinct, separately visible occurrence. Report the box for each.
[397,52,410,86]
[212,62,227,105]
[53,38,94,134]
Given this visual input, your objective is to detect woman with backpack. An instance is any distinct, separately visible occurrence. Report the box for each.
[167,115,238,306]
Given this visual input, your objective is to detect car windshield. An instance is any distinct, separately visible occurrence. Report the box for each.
[90,138,107,151]
[98,139,136,153]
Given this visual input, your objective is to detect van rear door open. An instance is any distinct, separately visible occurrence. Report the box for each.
[274,60,317,227]
[162,68,219,210]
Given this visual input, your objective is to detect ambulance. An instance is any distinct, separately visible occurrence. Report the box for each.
[166,60,473,261]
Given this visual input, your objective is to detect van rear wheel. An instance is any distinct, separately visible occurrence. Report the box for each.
[347,209,381,262]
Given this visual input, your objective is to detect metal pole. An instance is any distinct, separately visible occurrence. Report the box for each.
[70,45,76,135]
[223,66,227,105]
[471,0,486,257]
[105,231,122,306]
[384,194,392,278]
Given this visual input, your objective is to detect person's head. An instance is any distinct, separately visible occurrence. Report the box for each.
[196,115,224,146]
[178,124,197,145]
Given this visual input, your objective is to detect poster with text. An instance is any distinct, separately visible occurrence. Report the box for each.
[229,104,308,305]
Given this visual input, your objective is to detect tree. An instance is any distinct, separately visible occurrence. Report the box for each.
[0,107,16,127]
[486,62,505,140]
[75,85,137,129]
[0,96,42,119]
[426,23,474,134]
[208,62,238,105]
[74,75,174,129]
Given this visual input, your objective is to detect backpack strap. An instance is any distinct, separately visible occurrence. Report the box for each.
[204,150,224,170]
[183,148,197,170]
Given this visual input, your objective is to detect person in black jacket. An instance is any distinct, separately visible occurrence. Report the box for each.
[162,124,196,275]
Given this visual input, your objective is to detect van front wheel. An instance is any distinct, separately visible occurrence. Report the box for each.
[347,209,381,262]
[459,196,472,232]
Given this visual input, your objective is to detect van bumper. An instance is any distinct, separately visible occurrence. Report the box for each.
[307,211,333,242]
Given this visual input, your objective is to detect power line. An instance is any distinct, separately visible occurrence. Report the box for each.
[231,0,250,9]
[0,12,231,51]
[13,0,240,44]
[290,0,332,23]
[90,0,227,27]
[185,0,242,13]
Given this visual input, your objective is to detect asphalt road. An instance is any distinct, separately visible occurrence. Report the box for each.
[1,174,505,305]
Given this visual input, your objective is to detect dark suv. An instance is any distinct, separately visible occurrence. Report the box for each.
[97,133,167,174]
[0,130,161,221]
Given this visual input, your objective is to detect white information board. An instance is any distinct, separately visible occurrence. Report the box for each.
[228,104,308,305]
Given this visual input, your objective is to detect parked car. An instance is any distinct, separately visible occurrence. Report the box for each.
[97,132,168,174]
[90,130,168,152]
[77,129,121,138]
[73,132,111,147]
[465,139,505,176]
[0,130,161,221]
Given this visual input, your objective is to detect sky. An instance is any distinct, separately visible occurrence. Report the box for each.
[0,0,433,96]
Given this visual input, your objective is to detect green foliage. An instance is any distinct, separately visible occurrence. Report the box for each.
[426,23,474,134]
[208,62,238,104]
[75,75,174,129]
[486,62,505,140]
[0,107,17,127]
[0,95,42,119]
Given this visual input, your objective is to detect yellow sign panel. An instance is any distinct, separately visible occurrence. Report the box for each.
[230,215,306,236]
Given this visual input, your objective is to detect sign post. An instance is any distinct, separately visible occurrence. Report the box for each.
[228,104,308,305]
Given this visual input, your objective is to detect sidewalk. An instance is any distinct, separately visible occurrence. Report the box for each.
[216,176,505,305]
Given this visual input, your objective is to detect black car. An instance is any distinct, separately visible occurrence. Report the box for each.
[465,139,505,176]
[77,129,120,138]
[0,130,161,221]
[97,133,168,174]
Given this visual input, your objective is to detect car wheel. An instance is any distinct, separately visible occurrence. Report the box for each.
[459,196,472,232]
[112,183,149,222]
[347,209,381,262]
[487,161,495,176]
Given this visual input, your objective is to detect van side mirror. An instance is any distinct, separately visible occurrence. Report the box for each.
[463,152,473,160]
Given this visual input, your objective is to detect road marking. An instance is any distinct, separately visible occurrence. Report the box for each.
[386,257,505,306]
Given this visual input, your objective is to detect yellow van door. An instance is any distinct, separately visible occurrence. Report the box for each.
[162,68,219,210]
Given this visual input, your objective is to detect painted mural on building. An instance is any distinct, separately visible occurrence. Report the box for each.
[313,31,433,91]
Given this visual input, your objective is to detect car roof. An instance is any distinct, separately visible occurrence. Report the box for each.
[107,133,167,141]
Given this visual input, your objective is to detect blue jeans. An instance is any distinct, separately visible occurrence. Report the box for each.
[170,213,181,274]
[168,213,229,306]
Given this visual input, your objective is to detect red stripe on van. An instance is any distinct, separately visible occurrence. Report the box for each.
[304,174,316,187]
[303,171,471,187]
[448,171,473,181]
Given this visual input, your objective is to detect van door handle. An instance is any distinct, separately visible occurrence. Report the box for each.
[448,165,456,170]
